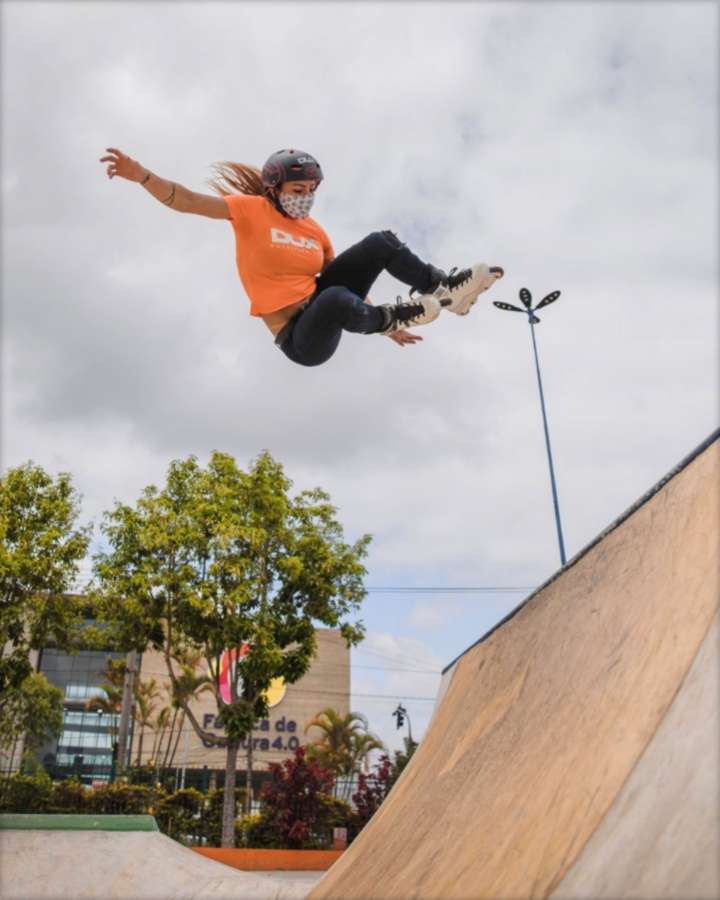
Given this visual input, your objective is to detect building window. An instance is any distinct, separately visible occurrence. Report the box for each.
[59,730,115,750]
[62,710,119,729]
[55,752,112,767]
[65,684,106,700]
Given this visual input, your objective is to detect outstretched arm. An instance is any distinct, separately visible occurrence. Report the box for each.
[99,148,229,220]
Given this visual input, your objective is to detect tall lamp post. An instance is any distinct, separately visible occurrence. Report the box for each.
[494,287,567,566]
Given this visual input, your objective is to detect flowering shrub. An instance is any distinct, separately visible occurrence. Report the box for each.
[260,746,335,848]
[351,754,393,833]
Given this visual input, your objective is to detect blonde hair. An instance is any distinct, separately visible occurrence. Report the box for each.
[207,161,267,197]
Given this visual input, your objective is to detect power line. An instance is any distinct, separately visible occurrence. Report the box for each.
[111,675,437,703]
[351,647,440,670]
[356,661,431,672]
[131,644,440,673]
[69,578,532,594]
[365,586,532,593]
[53,637,440,674]
[114,649,440,676]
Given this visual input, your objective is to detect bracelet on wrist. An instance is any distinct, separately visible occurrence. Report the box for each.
[140,172,151,186]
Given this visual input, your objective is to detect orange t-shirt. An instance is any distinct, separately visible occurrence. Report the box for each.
[223,194,335,317]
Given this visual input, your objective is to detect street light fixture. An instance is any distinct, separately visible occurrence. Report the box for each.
[493,287,567,566]
[393,703,413,744]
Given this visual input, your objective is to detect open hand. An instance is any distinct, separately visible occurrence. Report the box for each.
[99,147,146,182]
[388,329,423,347]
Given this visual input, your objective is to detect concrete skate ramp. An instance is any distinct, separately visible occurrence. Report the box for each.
[312,430,720,900]
[0,815,311,900]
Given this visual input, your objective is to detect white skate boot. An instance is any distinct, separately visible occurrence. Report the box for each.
[429,264,505,316]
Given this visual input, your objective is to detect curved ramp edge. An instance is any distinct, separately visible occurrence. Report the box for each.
[311,433,720,900]
[0,829,310,900]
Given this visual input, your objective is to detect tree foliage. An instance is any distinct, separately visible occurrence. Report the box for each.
[305,708,385,796]
[0,462,91,694]
[0,673,64,754]
[93,450,369,846]
[351,754,394,832]
[386,735,418,790]
[350,740,419,834]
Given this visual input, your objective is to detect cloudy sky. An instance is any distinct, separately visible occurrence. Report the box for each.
[2,1,717,753]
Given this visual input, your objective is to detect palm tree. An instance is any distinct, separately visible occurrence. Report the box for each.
[148,648,214,781]
[150,705,171,770]
[353,732,388,774]
[163,659,213,773]
[85,660,125,747]
[132,678,160,767]
[305,708,385,800]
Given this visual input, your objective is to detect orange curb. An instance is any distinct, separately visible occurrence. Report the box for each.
[192,847,344,871]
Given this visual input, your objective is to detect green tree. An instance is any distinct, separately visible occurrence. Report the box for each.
[387,735,418,790]
[305,708,385,800]
[93,450,368,847]
[0,462,91,695]
[0,673,64,769]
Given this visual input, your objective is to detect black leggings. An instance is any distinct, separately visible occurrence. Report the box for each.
[276,230,440,367]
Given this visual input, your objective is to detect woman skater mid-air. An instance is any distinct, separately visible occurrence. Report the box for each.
[100,147,504,367]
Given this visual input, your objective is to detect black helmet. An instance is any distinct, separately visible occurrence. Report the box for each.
[261,149,323,190]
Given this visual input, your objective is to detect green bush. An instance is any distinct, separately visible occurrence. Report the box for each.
[48,778,89,813]
[20,752,51,779]
[154,788,205,844]
[238,812,284,849]
[0,772,52,813]
[201,787,246,847]
[126,765,158,787]
[89,781,163,815]
[312,794,353,847]
[0,773,270,849]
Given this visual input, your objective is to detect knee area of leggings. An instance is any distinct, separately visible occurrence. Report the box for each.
[362,230,405,257]
[316,284,360,310]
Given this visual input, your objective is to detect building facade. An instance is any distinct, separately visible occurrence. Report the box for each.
[29,629,349,788]
[133,630,349,778]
